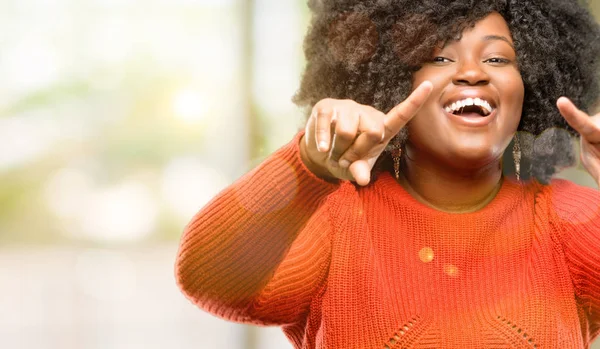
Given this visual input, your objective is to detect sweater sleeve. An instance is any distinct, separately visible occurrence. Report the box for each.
[546,179,600,341]
[175,132,339,325]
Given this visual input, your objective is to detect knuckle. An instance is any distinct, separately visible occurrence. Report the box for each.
[363,105,382,117]
[395,109,411,122]
[408,97,422,110]
[316,98,346,110]
[314,103,334,115]
[383,123,396,136]
[364,129,383,143]
[318,98,335,106]
[338,99,358,108]
[336,130,355,142]
[311,104,322,115]
[396,108,412,122]
[315,107,332,117]
[335,126,356,140]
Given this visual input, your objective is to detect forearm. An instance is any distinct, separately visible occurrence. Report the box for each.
[175,133,338,320]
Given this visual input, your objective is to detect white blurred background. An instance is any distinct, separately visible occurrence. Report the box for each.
[0,1,598,348]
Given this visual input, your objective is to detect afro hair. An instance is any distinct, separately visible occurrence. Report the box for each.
[293,0,600,183]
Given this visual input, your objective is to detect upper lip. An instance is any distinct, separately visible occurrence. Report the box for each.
[442,90,498,111]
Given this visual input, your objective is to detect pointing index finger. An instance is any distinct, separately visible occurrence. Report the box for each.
[383,81,433,141]
[557,97,600,143]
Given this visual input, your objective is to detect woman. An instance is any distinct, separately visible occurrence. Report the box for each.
[176,0,600,348]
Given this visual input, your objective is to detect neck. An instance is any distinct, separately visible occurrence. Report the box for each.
[398,151,504,213]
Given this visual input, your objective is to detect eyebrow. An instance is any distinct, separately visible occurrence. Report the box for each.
[482,35,515,49]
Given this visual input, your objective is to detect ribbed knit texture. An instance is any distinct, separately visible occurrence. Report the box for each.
[176,133,600,348]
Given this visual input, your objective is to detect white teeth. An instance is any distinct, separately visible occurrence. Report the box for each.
[444,97,494,115]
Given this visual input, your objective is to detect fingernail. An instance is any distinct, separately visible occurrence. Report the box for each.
[339,160,350,168]
[318,141,328,152]
[329,159,339,168]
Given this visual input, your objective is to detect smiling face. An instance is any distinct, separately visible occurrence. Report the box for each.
[408,12,524,172]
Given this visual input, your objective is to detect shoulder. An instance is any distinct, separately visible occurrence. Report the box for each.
[538,178,600,225]
[325,180,364,215]
[540,178,598,204]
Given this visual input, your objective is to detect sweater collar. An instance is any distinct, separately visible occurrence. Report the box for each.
[373,171,526,218]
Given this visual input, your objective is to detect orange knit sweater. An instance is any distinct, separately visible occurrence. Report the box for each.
[176,133,600,348]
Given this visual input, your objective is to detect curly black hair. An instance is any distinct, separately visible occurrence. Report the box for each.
[293,0,600,183]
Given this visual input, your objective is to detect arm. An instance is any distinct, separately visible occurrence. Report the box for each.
[176,84,434,324]
[547,180,600,342]
[556,93,600,342]
[175,132,339,325]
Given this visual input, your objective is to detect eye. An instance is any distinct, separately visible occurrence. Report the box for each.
[432,56,453,64]
[484,57,511,64]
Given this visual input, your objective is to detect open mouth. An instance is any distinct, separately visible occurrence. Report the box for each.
[444,98,494,117]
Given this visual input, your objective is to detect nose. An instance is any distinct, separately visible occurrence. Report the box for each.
[453,58,490,86]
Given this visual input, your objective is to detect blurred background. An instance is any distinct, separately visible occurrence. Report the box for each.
[0,1,599,348]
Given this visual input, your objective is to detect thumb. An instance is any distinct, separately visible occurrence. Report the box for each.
[349,159,373,186]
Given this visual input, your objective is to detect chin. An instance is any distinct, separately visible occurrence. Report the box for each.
[448,143,504,168]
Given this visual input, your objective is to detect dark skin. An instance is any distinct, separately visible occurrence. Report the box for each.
[300,12,598,213]
[400,12,523,212]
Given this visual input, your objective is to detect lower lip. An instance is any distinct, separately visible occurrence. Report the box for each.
[444,108,497,127]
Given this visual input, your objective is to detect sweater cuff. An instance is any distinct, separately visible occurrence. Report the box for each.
[244,130,340,211]
[281,130,340,193]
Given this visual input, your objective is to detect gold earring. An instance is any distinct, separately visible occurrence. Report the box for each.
[513,133,521,181]
[391,136,402,180]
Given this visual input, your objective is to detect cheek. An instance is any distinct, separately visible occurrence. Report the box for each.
[499,73,525,112]
[512,84,525,127]
[512,81,525,111]
[412,66,454,92]
[407,108,444,148]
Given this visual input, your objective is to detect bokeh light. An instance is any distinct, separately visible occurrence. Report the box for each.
[443,264,459,278]
[0,114,60,170]
[80,182,158,242]
[161,156,230,220]
[172,89,208,124]
[45,167,94,220]
[419,247,434,263]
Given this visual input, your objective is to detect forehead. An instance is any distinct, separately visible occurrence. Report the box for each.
[460,12,513,43]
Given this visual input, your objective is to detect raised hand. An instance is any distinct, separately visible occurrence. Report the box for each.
[557,97,600,186]
[300,81,433,186]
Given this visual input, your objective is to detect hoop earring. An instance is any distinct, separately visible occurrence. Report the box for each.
[513,133,521,181]
[391,136,402,180]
